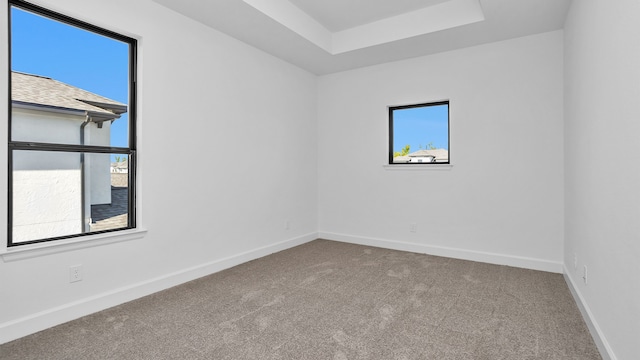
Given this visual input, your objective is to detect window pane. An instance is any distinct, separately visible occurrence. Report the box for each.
[92,156,129,233]
[8,1,136,246]
[10,5,130,147]
[391,103,449,164]
[12,150,130,243]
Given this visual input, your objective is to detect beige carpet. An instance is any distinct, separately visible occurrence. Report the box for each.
[1,239,601,359]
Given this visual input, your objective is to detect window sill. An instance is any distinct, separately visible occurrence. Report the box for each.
[1,228,148,262]
[383,164,453,171]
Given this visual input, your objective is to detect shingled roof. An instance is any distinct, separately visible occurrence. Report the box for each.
[11,71,127,121]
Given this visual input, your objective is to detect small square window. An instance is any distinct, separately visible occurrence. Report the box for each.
[389,101,449,165]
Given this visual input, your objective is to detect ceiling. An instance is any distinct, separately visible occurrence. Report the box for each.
[152,0,572,75]
[288,0,450,32]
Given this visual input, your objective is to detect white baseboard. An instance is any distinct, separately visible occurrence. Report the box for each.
[319,232,563,273]
[0,232,317,345]
[563,267,616,360]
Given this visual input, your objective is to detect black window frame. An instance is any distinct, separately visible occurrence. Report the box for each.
[7,0,137,247]
[388,100,450,165]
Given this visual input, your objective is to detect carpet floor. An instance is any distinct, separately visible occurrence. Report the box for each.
[1,239,601,359]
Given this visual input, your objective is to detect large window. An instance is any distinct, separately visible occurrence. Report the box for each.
[8,0,137,246]
[389,101,449,165]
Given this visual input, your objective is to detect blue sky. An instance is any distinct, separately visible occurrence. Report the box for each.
[11,6,130,150]
[392,104,449,153]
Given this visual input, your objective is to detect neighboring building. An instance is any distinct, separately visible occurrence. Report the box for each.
[111,161,129,173]
[11,71,127,241]
[394,149,449,163]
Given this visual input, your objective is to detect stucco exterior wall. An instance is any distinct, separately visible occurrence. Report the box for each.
[85,121,112,205]
[11,107,113,242]
[12,168,82,242]
[12,107,83,144]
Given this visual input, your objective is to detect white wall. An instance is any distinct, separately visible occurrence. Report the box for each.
[86,121,112,205]
[564,0,640,359]
[12,168,83,242]
[318,31,565,272]
[12,108,84,143]
[0,0,318,343]
[12,108,113,206]
[10,108,113,242]
[11,109,85,242]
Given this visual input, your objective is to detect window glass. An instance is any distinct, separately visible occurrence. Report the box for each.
[10,5,130,146]
[12,151,130,244]
[8,0,136,246]
[389,101,449,164]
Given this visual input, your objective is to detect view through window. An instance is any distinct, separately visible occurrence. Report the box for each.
[389,101,449,164]
[8,0,137,246]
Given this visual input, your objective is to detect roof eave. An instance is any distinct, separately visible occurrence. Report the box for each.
[86,110,121,122]
[12,101,86,117]
[78,100,128,115]
[12,101,121,122]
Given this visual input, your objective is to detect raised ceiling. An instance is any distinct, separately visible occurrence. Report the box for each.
[288,0,451,32]
[153,0,572,75]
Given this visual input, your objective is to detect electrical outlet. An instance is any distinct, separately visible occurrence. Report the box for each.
[409,223,417,233]
[69,265,83,283]
[582,265,588,285]
[573,253,578,270]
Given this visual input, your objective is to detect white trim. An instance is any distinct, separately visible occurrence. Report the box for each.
[563,267,616,360]
[319,231,563,273]
[383,164,453,171]
[0,232,317,344]
[1,228,148,262]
